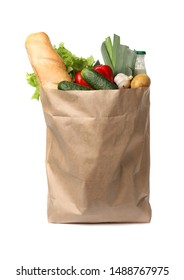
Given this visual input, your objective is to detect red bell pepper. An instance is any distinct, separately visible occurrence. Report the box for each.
[93,65,114,82]
[75,71,92,87]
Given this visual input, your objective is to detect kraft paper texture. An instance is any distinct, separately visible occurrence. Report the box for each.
[40,87,151,223]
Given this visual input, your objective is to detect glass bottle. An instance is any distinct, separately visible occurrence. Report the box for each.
[134,51,146,76]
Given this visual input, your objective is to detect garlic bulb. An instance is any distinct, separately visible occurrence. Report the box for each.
[114,73,133,88]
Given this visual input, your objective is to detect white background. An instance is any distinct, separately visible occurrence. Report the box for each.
[0,0,184,279]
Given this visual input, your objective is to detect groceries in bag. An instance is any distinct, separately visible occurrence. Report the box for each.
[25,33,151,98]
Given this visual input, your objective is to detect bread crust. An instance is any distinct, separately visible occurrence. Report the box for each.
[25,32,71,89]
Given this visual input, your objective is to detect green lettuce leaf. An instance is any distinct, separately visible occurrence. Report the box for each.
[26,73,40,100]
[54,43,95,80]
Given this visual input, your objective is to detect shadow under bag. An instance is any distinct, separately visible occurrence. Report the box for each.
[40,87,151,223]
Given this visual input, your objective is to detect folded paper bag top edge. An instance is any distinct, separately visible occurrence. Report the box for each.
[40,87,150,118]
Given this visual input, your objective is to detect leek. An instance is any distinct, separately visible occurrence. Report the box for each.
[101,34,137,76]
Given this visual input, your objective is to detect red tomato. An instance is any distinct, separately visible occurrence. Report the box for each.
[75,71,92,87]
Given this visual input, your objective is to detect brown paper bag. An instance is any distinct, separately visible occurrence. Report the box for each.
[40,87,151,223]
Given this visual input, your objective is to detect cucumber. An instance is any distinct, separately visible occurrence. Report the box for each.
[81,68,118,90]
[58,81,92,91]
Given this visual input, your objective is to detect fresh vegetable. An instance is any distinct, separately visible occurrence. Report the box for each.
[27,43,95,100]
[114,73,133,89]
[131,74,151,88]
[75,71,92,87]
[81,68,118,90]
[54,43,95,80]
[101,34,137,76]
[101,42,114,71]
[26,73,40,100]
[75,64,114,88]
[58,81,92,91]
[93,65,114,82]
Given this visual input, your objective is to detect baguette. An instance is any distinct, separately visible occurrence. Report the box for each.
[25,32,71,89]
